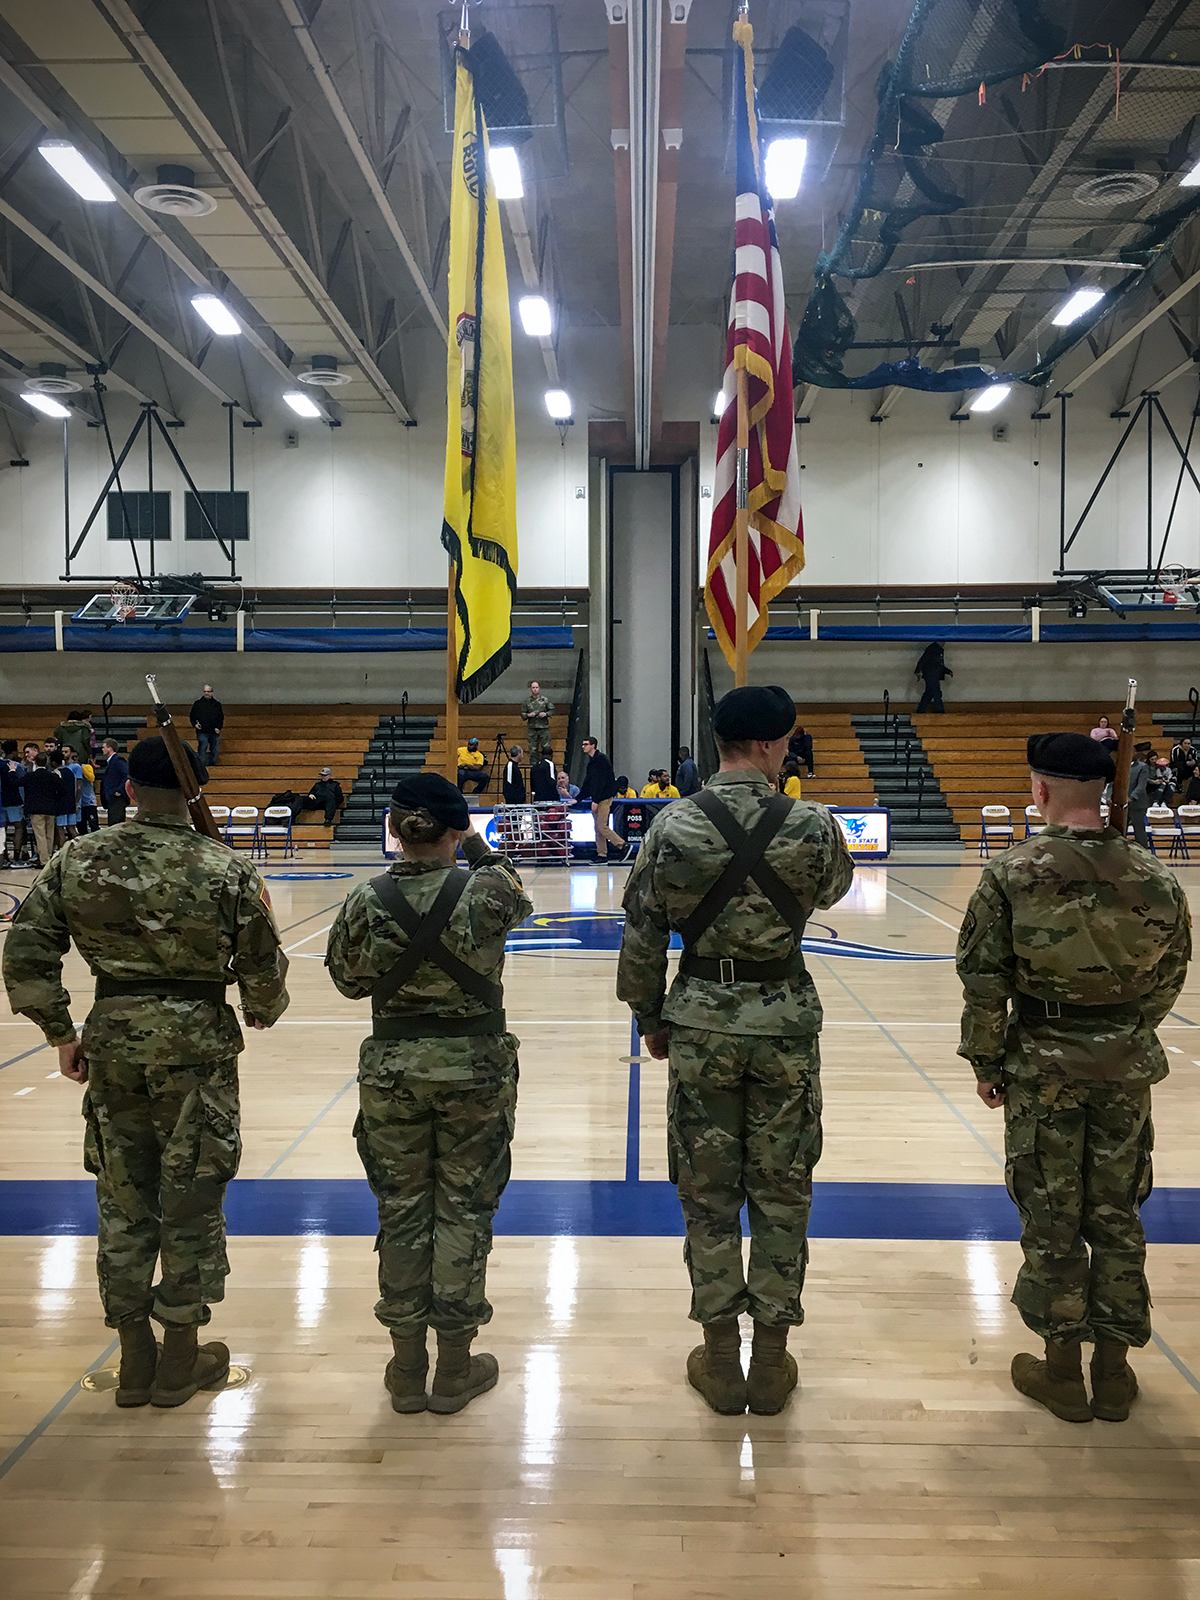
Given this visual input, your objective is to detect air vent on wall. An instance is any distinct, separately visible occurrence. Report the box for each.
[24,362,81,395]
[1073,170,1159,208]
[293,355,353,388]
[134,163,218,217]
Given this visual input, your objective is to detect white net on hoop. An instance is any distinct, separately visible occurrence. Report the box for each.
[109,581,138,622]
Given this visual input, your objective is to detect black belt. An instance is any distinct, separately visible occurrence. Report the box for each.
[1014,991,1141,1022]
[94,975,228,1003]
[372,1009,506,1040]
[678,951,806,984]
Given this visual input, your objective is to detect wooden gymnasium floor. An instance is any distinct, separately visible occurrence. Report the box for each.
[4,850,1200,1599]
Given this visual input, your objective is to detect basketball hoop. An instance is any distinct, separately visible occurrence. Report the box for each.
[109,581,138,622]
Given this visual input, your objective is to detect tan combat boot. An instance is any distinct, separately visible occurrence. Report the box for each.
[428,1329,499,1414]
[115,1316,158,1408]
[1011,1338,1092,1422]
[746,1322,798,1415]
[385,1329,430,1414]
[686,1319,747,1415]
[150,1325,230,1408]
[1090,1338,1139,1422]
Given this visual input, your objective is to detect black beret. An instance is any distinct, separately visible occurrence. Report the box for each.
[390,773,469,829]
[1027,732,1115,783]
[712,685,796,742]
[127,735,207,789]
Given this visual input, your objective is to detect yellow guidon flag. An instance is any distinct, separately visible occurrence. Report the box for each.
[441,45,518,701]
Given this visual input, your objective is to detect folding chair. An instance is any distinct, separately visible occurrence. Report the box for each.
[1024,805,1045,838]
[1175,803,1200,861]
[225,805,261,857]
[979,805,1014,857]
[259,805,296,858]
[208,806,231,835]
[1146,804,1181,858]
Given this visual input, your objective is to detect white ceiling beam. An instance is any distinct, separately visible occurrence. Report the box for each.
[0,283,167,412]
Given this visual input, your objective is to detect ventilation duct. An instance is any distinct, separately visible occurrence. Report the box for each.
[134,164,218,217]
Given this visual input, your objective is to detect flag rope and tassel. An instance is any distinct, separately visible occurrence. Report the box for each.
[441,0,519,773]
[706,3,804,686]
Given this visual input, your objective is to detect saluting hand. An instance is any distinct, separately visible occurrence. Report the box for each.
[58,1039,88,1083]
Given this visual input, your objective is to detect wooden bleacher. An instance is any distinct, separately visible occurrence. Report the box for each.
[789,708,874,807]
[915,702,1190,846]
[423,708,571,780]
[1,704,382,852]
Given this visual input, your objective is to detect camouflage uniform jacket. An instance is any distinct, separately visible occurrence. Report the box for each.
[521,693,555,728]
[325,836,532,1084]
[957,824,1191,1085]
[617,769,855,1039]
[2,814,289,1064]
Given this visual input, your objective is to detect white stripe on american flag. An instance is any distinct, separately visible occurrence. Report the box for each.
[735,244,767,279]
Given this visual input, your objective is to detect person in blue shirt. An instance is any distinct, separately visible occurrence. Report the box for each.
[1,740,26,866]
[55,753,83,845]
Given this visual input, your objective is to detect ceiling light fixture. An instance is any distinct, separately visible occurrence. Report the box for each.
[1179,156,1200,187]
[544,389,572,420]
[282,390,322,419]
[24,391,73,419]
[518,295,553,337]
[38,140,116,203]
[1053,287,1105,326]
[970,384,1011,413]
[713,390,726,416]
[489,146,524,200]
[764,137,807,200]
[191,294,241,336]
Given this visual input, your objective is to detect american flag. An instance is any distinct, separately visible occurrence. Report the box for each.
[705,17,803,670]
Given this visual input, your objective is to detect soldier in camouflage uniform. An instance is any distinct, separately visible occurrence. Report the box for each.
[958,731,1191,1424]
[520,680,555,765]
[326,772,531,1415]
[2,736,289,1409]
[618,685,854,1416]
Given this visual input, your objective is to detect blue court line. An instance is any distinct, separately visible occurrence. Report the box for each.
[8,1176,1200,1242]
[0,1040,51,1073]
[0,1336,118,1483]
[260,1074,358,1178]
[625,1015,640,1183]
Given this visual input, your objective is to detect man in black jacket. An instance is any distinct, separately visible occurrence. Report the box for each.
[190,684,224,766]
[302,767,344,827]
[100,740,130,824]
[579,737,630,862]
[22,753,60,865]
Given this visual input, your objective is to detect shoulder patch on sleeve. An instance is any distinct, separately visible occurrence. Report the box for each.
[259,883,272,908]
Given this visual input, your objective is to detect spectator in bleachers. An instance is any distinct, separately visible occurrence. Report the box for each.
[788,725,815,778]
[502,746,526,805]
[1170,735,1195,785]
[780,759,803,798]
[1090,714,1119,751]
[190,684,224,766]
[1183,763,1200,804]
[530,749,559,802]
[1150,756,1175,808]
[914,641,952,713]
[675,747,701,796]
[100,738,129,824]
[54,710,92,763]
[302,767,345,826]
[22,753,59,865]
[556,769,580,802]
[456,737,490,794]
[1,740,26,866]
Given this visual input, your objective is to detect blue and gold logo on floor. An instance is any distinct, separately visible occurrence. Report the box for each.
[506,912,951,960]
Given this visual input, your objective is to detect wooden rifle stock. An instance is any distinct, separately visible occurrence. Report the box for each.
[145,675,224,842]
[1108,678,1138,836]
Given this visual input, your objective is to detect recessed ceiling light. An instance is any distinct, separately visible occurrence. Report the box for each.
[489,146,523,200]
[1053,287,1105,326]
[191,294,241,336]
[970,384,1011,413]
[544,388,572,420]
[764,138,807,200]
[283,390,322,418]
[713,390,726,416]
[38,141,115,203]
[24,391,72,419]
[518,295,552,337]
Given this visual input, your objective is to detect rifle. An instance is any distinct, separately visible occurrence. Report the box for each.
[145,674,224,842]
[1108,678,1138,837]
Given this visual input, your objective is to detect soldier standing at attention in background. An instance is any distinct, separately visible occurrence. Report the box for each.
[520,679,555,765]
[957,732,1191,1424]
[617,686,854,1416]
[325,774,532,1416]
[2,737,289,1409]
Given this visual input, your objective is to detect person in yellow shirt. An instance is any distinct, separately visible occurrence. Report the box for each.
[615,775,638,800]
[640,770,680,800]
[456,737,490,795]
[780,759,803,799]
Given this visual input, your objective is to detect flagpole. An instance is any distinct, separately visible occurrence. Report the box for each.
[443,3,472,780]
[734,365,749,686]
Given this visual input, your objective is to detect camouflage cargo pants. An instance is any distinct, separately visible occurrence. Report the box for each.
[667,1025,822,1326]
[1004,1077,1154,1347]
[82,1057,241,1329]
[354,1068,517,1337]
[527,725,551,764]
